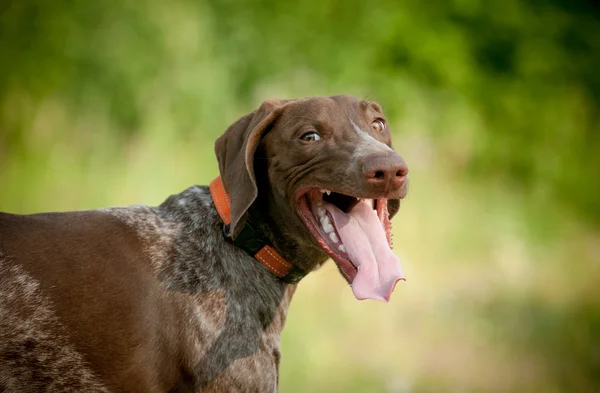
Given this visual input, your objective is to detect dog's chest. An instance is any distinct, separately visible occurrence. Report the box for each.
[175,287,293,392]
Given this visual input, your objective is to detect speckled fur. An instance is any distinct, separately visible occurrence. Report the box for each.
[103,205,181,273]
[155,186,292,392]
[0,253,109,392]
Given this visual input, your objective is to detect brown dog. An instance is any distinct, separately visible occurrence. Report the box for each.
[0,95,408,392]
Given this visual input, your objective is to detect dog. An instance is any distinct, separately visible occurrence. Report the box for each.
[0,95,408,392]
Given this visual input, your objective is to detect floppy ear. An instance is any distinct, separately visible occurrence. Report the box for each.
[214,99,290,239]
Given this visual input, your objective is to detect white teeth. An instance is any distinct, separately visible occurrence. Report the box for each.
[320,214,333,234]
[356,197,361,200]
[317,208,336,236]
[320,189,331,195]
[317,207,326,217]
[339,245,346,253]
[329,232,339,243]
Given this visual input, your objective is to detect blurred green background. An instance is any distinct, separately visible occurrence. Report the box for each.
[1,0,599,391]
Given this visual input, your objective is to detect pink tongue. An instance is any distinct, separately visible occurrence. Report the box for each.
[326,200,405,302]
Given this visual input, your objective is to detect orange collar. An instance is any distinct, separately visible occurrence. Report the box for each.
[209,176,306,283]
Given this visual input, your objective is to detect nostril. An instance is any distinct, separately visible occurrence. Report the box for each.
[374,170,385,179]
[395,166,408,178]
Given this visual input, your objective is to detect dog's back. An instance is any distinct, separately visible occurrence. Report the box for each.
[0,211,186,392]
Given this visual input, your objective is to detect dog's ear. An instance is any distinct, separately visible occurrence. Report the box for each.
[214,99,291,239]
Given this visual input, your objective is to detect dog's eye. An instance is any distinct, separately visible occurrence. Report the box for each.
[372,119,386,132]
[300,132,321,142]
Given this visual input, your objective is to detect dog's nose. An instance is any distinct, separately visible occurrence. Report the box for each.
[362,153,408,193]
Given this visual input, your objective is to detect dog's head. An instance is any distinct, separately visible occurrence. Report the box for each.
[215,95,408,301]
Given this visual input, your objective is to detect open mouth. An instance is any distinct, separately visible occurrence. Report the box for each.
[296,188,405,302]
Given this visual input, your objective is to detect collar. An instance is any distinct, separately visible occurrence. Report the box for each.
[209,176,306,284]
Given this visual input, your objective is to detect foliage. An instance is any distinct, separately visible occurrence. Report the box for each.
[0,0,598,391]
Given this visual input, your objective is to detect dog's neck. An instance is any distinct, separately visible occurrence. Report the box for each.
[148,185,295,389]
[154,185,293,297]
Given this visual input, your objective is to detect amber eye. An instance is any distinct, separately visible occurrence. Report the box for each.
[300,132,321,142]
[372,119,386,132]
